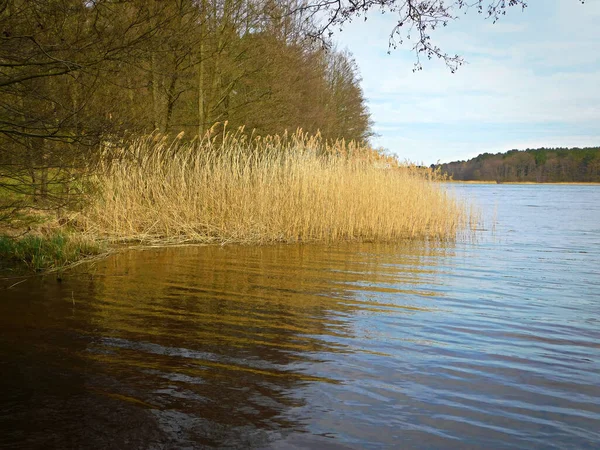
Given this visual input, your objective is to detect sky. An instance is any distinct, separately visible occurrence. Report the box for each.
[334,0,600,165]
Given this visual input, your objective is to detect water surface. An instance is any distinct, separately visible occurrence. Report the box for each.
[1,184,599,449]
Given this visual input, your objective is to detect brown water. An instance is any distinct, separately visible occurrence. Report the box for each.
[1,185,599,449]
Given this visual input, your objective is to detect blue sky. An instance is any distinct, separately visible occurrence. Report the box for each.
[334,0,600,165]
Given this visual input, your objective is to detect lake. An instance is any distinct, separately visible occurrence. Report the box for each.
[1,184,599,449]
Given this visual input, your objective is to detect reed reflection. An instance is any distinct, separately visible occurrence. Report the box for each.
[1,240,451,448]
[80,242,449,442]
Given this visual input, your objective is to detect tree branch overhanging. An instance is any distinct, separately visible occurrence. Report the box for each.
[302,0,534,72]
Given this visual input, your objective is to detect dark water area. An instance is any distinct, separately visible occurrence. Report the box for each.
[1,184,599,449]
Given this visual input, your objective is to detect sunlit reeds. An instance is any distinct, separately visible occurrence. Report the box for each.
[79,129,473,244]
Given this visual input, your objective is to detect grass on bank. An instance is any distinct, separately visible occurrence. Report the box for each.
[0,232,105,272]
[79,130,474,244]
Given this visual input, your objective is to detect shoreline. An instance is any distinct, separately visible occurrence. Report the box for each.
[1,133,471,275]
[447,181,600,185]
[1,233,457,280]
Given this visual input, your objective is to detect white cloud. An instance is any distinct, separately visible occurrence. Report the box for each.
[334,0,600,164]
[370,62,600,124]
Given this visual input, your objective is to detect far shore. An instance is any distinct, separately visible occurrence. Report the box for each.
[447,180,600,185]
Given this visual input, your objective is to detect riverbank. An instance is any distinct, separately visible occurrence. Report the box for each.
[0,230,107,274]
[1,131,475,273]
[447,180,498,184]
[448,180,600,185]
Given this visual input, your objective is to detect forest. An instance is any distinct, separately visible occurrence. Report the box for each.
[436,147,600,183]
[0,0,372,215]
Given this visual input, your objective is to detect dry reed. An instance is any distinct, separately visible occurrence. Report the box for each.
[79,129,472,244]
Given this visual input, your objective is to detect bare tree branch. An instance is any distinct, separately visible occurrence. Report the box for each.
[300,0,533,71]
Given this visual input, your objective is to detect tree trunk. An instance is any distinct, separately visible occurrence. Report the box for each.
[151,52,167,132]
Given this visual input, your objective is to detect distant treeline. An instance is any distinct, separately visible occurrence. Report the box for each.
[436,147,600,183]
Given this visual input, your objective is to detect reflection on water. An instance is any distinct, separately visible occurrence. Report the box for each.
[1,243,446,449]
[1,185,600,449]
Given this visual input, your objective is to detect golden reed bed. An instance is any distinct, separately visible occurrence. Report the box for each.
[80,130,474,244]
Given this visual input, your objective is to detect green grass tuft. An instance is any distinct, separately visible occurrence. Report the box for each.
[0,233,105,271]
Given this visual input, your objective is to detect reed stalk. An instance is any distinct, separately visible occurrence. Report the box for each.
[79,130,472,244]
